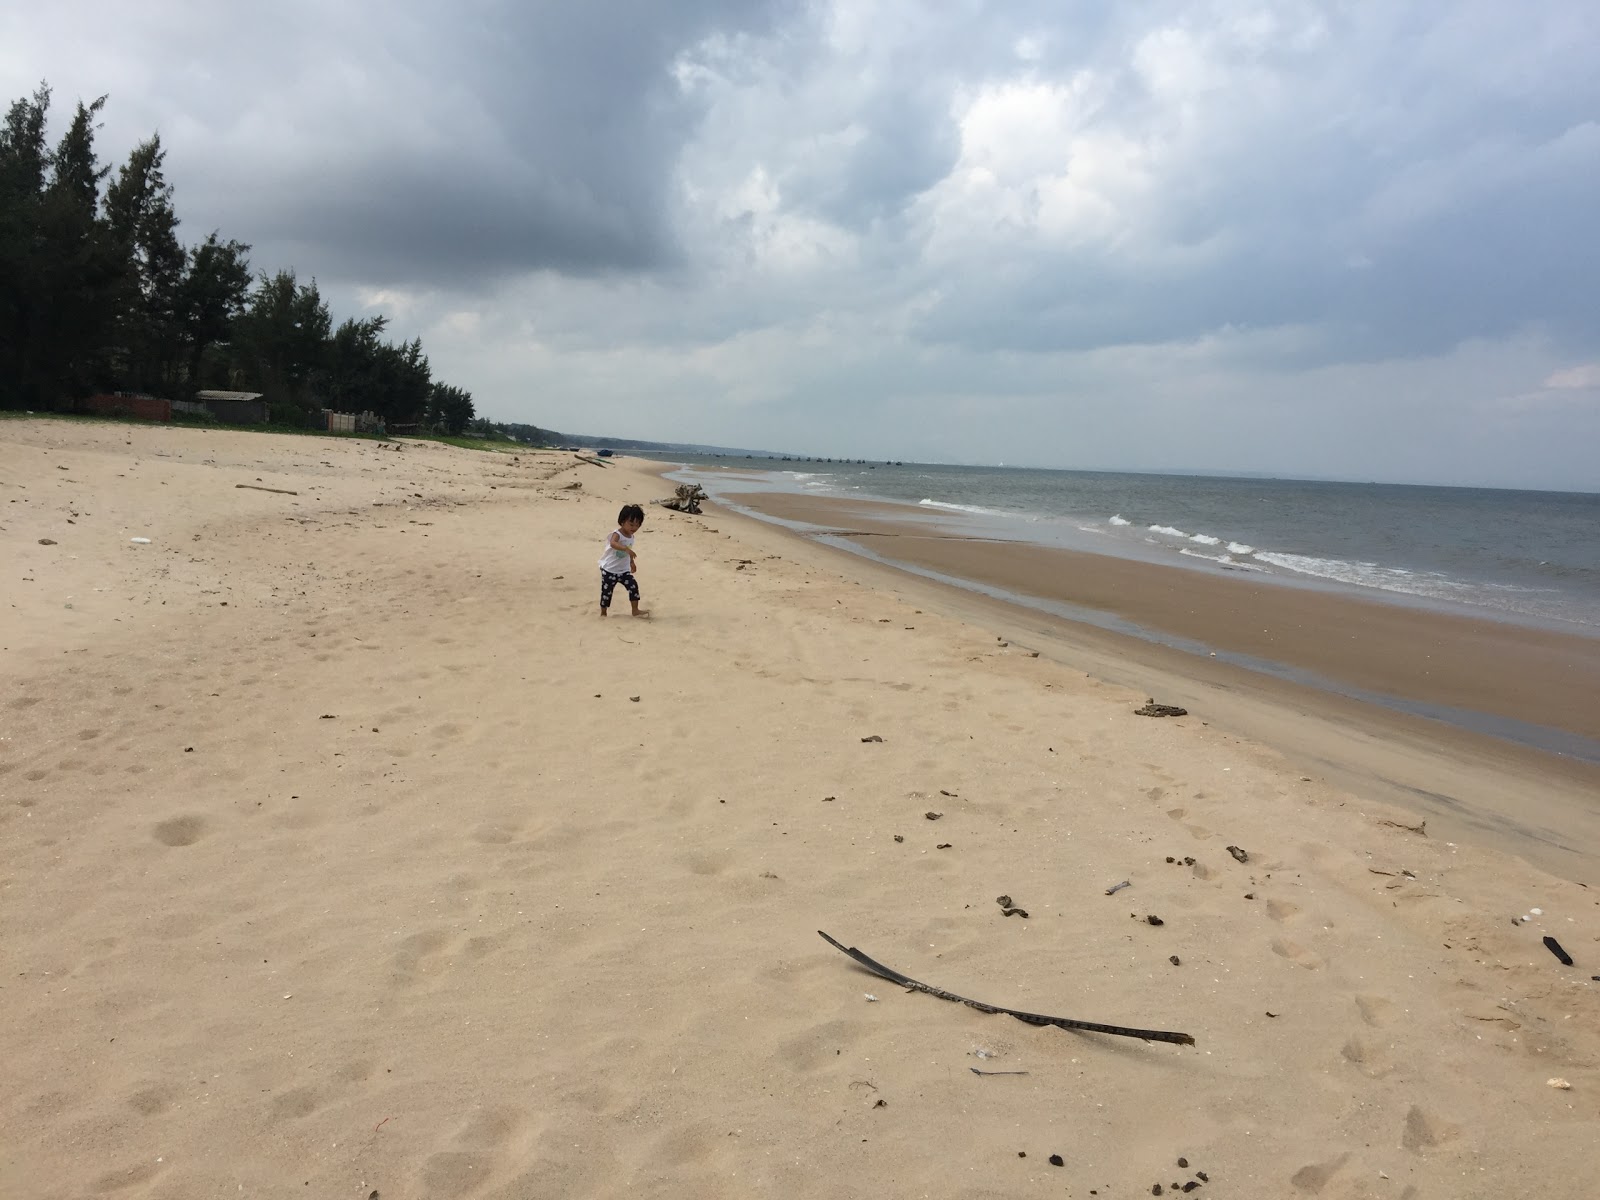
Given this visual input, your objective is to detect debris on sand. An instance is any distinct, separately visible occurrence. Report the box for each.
[653,483,707,513]
[1134,699,1188,717]
[818,931,1195,1046]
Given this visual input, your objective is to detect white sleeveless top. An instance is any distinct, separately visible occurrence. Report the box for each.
[598,528,634,574]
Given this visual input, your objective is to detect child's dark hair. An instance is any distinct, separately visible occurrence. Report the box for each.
[618,503,645,525]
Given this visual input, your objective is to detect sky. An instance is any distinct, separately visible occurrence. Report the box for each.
[5,1,1598,490]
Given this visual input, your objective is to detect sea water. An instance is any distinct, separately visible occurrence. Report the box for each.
[660,458,1600,634]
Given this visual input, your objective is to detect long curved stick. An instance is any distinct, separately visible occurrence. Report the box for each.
[819,931,1196,1047]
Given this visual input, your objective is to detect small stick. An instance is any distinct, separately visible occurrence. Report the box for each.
[235,483,299,496]
[1543,936,1574,966]
[970,1068,1029,1077]
[818,931,1195,1047]
[1105,880,1132,895]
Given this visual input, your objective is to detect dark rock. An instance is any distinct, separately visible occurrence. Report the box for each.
[1169,955,1181,966]
[1134,699,1188,717]
[861,735,884,743]
[1177,1158,1188,1168]
[1147,915,1165,926]
[1049,1155,1064,1167]
[1226,845,1249,863]
[925,811,942,820]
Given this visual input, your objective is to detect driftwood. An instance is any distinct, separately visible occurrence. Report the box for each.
[818,931,1195,1047]
[654,483,707,514]
[235,483,300,496]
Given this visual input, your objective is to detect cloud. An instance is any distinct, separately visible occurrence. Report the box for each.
[4,0,1598,487]
[1545,363,1600,390]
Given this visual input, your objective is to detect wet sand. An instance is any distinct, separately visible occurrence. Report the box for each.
[725,491,1600,745]
[724,489,1600,883]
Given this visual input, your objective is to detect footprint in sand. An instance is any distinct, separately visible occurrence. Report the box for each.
[1266,899,1302,922]
[91,1160,163,1193]
[417,1106,537,1199]
[268,1085,322,1123]
[127,1083,178,1116]
[776,1018,867,1073]
[471,822,520,845]
[1289,1152,1350,1194]
[1355,994,1397,1027]
[1270,937,1324,969]
[1340,1035,1395,1077]
[152,815,207,847]
[678,849,733,877]
[390,928,453,988]
[1401,1106,1461,1152]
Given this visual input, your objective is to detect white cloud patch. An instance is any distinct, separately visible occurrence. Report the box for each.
[1545,364,1600,390]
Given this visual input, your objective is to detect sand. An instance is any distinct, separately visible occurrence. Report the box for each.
[3,418,1598,1199]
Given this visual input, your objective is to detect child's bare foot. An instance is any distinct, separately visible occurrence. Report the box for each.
[631,608,650,618]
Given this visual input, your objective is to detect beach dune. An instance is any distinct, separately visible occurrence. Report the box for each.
[2,419,1597,1199]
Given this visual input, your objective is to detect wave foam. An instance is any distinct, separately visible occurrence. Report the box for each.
[1253,552,1547,607]
[1180,547,1267,571]
[1227,541,1255,555]
[1108,514,1131,526]
[1148,524,1188,538]
[1188,533,1221,546]
[919,498,1000,516]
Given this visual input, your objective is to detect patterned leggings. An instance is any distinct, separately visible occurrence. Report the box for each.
[600,570,640,608]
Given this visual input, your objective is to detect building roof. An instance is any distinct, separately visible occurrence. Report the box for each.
[197,390,265,402]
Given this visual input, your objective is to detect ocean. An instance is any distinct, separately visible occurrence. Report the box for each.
[659,458,1600,634]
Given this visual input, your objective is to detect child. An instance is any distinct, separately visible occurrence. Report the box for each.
[598,503,649,617]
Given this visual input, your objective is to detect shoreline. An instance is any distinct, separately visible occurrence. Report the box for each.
[701,485,1600,885]
[719,489,1600,752]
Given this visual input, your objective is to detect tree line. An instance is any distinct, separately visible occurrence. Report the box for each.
[1,84,478,433]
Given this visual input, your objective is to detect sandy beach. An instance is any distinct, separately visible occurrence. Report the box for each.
[4,418,1599,1199]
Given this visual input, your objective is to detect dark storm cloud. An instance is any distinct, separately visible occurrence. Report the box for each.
[151,0,796,285]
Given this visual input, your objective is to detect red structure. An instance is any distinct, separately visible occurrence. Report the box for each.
[82,393,172,422]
